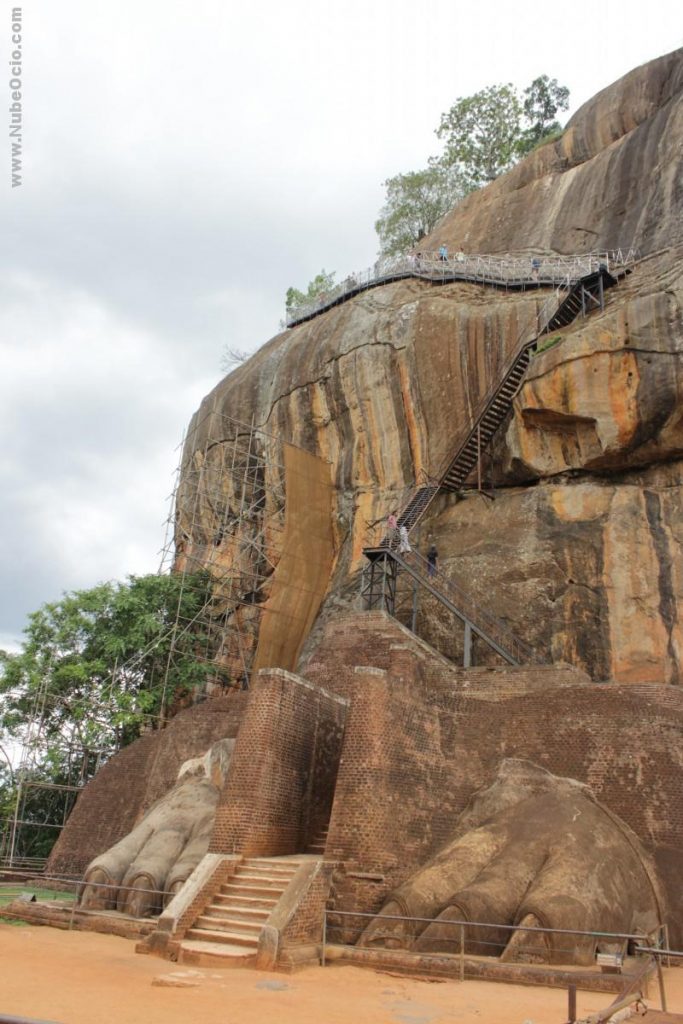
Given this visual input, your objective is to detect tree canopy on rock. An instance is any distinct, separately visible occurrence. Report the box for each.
[375,165,468,259]
[375,75,570,258]
[285,269,337,311]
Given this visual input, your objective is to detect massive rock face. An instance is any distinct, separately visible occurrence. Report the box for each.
[185,49,683,684]
[423,47,683,256]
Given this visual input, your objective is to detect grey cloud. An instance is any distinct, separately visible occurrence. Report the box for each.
[2,0,679,648]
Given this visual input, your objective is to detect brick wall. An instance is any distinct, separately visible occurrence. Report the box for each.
[210,668,348,856]
[302,611,590,701]
[47,693,248,877]
[282,861,336,945]
[305,613,683,944]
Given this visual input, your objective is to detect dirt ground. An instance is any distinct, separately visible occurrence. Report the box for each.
[0,923,681,1024]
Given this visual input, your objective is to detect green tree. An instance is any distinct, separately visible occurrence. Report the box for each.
[519,75,570,153]
[375,164,468,258]
[435,83,524,190]
[285,269,336,310]
[0,572,219,861]
[0,573,216,761]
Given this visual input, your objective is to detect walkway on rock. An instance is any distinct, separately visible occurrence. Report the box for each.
[362,257,639,666]
[286,248,638,327]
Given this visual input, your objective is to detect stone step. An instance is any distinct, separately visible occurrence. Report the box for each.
[238,862,302,877]
[178,939,257,966]
[241,858,306,871]
[186,926,259,948]
[195,914,262,936]
[213,892,277,910]
[204,905,270,924]
[220,882,284,900]
[232,872,290,888]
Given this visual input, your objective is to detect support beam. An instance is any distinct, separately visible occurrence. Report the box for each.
[463,622,472,668]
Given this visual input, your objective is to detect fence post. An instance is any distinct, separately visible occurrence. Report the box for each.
[656,953,667,1013]
[463,623,472,668]
[460,923,465,981]
[567,984,577,1023]
[321,911,326,967]
[664,924,671,967]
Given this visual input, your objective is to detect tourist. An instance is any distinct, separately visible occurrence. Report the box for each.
[427,543,439,577]
[399,524,411,554]
[439,243,449,262]
[531,256,541,280]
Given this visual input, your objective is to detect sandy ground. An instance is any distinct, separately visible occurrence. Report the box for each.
[0,924,681,1024]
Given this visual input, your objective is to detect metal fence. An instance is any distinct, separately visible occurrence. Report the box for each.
[286,248,640,326]
[321,907,667,978]
[0,873,175,924]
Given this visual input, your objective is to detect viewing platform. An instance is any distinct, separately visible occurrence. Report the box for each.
[285,248,639,327]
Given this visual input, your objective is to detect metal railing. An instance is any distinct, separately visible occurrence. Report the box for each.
[364,270,576,543]
[0,873,175,923]
[0,855,48,871]
[321,907,665,975]
[361,274,581,666]
[286,248,639,326]
[0,1015,66,1024]
[364,538,537,665]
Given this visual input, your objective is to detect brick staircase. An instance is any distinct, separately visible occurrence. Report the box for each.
[179,856,306,965]
[306,825,329,855]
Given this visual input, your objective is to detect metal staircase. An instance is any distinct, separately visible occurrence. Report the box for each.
[400,265,625,527]
[362,262,635,666]
[361,545,533,666]
[545,268,616,330]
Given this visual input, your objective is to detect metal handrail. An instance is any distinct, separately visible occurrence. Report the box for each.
[323,906,655,941]
[431,273,573,489]
[321,907,660,971]
[375,540,536,664]
[364,274,574,548]
[361,271,619,663]
[0,873,176,904]
[286,248,639,326]
[362,268,577,552]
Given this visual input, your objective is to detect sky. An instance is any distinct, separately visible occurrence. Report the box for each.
[1,0,681,651]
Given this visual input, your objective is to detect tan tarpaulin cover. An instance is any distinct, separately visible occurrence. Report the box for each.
[252,444,335,673]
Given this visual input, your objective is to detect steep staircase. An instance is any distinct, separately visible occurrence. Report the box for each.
[179,856,306,964]
[306,825,329,855]
[364,264,634,664]
[545,268,615,330]
[410,268,621,515]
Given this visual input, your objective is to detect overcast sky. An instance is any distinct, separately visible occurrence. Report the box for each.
[1,0,681,650]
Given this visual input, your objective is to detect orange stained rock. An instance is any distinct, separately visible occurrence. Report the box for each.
[603,488,672,684]
[515,345,641,473]
[550,483,612,523]
[608,350,641,451]
[396,357,424,479]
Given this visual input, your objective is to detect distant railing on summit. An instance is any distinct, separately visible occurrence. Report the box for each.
[285,248,639,327]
